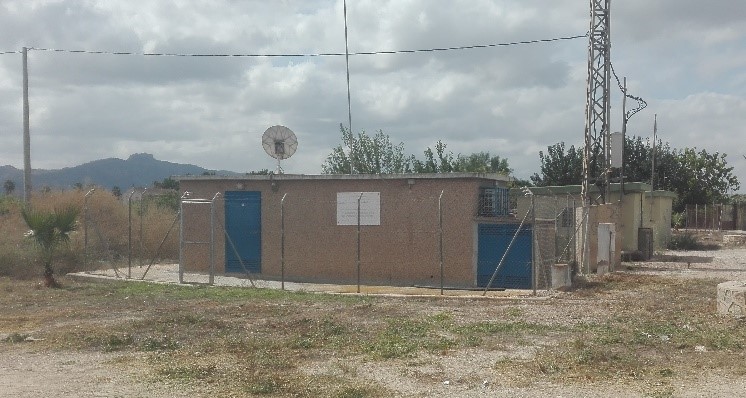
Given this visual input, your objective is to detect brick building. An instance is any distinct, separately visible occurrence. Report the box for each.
[176,173,538,289]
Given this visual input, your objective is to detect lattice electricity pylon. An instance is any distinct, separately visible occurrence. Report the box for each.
[581,0,611,205]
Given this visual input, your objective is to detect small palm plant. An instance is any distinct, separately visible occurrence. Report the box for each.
[21,205,80,288]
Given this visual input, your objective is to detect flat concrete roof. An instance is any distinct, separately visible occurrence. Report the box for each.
[175,172,511,182]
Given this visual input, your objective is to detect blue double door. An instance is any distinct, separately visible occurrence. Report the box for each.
[224,191,261,273]
[477,223,532,289]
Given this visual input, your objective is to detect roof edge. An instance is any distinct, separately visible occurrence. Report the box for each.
[175,172,511,182]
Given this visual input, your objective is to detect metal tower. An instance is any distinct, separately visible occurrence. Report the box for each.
[581,0,611,205]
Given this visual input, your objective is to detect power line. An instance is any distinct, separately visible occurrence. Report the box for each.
[610,62,647,121]
[0,33,586,58]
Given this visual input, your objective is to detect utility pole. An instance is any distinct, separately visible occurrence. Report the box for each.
[580,0,611,274]
[581,0,612,206]
[22,47,32,204]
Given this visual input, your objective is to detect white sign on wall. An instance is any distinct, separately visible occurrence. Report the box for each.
[336,192,381,226]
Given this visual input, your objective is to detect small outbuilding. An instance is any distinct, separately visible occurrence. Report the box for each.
[515,182,675,267]
[176,173,547,289]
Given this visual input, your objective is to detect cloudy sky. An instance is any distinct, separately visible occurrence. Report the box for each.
[0,0,744,191]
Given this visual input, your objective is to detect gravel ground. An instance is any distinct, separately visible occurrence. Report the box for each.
[628,247,746,280]
[4,246,746,397]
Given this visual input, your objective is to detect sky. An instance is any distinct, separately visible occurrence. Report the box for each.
[0,0,744,192]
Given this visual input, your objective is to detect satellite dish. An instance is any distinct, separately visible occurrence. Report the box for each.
[262,125,298,173]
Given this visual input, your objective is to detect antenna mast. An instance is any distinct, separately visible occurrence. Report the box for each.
[581,0,612,205]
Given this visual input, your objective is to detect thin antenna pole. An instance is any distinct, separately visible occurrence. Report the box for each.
[343,0,353,136]
[22,47,31,204]
[620,77,627,202]
[650,113,658,191]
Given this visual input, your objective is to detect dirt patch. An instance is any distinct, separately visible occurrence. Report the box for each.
[3,248,746,397]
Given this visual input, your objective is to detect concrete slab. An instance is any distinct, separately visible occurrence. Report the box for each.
[69,264,555,300]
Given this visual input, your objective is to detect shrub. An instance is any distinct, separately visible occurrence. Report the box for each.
[667,233,699,251]
[671,212,685,229]
[0,187,178,279]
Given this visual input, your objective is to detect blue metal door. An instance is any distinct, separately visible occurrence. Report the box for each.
[224,191,261,273]
[477,223,532,289]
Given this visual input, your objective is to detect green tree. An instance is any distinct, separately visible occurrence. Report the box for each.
[617,137,738,211]
[532,137,740,212]
[154,177,179,190]
[246,169,271,175]
[111,186,122,199]
[22,205,80,288]
[3,179,15,196]
[412,141,512,174]
[530,142,583,186]
[453,152,511,174]
[322,125,411,174]
[668,148,739,210]
[412,140,453,173]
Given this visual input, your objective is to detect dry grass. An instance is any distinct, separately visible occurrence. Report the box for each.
[0,189,178,279]
[2,193,745,396]
[1,271,745,396]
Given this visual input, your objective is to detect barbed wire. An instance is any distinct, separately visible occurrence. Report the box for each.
[0,33,586,58]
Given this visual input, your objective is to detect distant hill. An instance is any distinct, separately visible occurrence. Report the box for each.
[0,153,240,190]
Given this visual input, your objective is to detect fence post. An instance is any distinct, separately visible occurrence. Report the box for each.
[127,189,136,278]
[281,193,287,290]
[438,190,444,295]
[178,191,189,284]
[531,193,537,296]
[83,188,95,270]
[140,188,146,266]
[356,192,363,294]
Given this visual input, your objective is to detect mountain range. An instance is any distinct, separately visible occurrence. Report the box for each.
[0,153,239,191]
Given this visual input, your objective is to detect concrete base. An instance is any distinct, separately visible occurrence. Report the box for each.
[723,235,746,246]
[717,281,746,318]
[551,263,572,290]
[596,261,609,276]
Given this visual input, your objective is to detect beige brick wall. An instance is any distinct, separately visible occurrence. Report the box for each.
[179,176,507,287]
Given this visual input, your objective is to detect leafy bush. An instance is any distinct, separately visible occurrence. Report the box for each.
[671,212,685,229]
[667,233,699,250]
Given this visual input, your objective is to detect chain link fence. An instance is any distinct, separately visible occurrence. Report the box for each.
[684,203,746,231]
[82,188,179,278]
[201,187,581,293]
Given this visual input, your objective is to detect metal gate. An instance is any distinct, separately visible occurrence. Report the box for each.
[224,191,262,274]
[477,223,533,289]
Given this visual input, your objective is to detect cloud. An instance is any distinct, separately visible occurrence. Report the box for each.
[0,0,743,192]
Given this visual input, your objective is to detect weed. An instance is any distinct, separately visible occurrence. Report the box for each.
[159,364,218,381]
[245,377,283,395]
[103,334,134,351]
[336,386,375,398]
[3,332,30,343]
[364,333,417,359]
[142,335,180,351]
[667,233,699,250]
[506,307,523,318]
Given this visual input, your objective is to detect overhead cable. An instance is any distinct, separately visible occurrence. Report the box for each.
[610,62,647,121]
[0,33,587,58]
